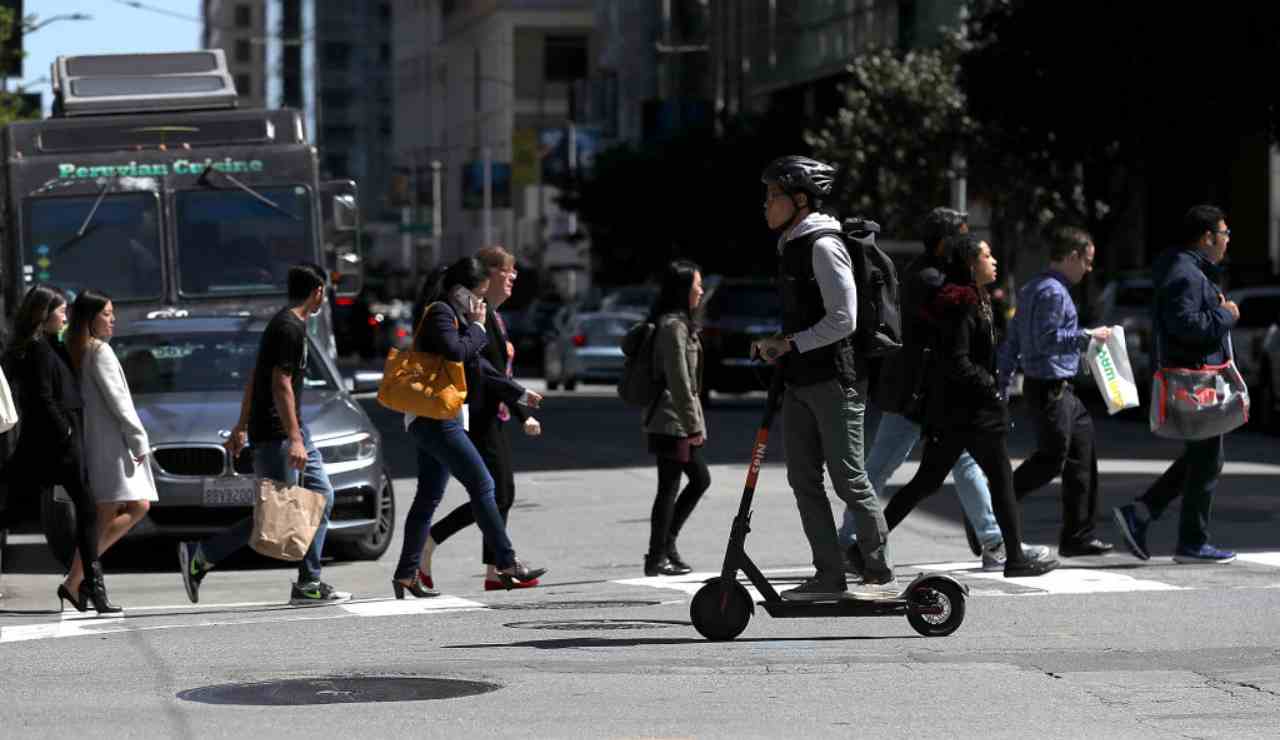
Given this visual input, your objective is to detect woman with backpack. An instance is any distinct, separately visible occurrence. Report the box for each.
[391,257,543,597]
[4,284,121,612]
[642,260,710,576]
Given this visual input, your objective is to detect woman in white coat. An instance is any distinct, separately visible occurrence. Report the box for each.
[61,289,158,597]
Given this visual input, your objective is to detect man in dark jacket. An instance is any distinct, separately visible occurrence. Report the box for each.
[1113,205,1240,564]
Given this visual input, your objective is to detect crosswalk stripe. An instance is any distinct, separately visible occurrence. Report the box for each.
[1237,552,1280,568]
[340,596,486,617]
[912,562,1184,594]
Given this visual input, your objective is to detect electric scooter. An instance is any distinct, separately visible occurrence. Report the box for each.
[690,373,969,641]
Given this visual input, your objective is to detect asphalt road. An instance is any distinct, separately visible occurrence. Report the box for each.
[2,379,1280,738]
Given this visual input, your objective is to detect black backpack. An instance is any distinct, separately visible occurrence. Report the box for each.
[841,217,903,358]
[617,321,666,416]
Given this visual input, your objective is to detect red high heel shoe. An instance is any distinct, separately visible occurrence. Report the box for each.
[417,570,435,590]
[484,576,539,591]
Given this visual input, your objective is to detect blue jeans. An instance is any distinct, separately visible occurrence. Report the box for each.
[201,426,335,583]
[839,411,1001,549]
[394,417,514,580]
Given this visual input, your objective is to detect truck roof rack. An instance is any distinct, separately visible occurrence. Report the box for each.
[52,50,238,118]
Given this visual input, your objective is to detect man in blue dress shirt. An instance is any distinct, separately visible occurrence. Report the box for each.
[998,225,1115,557]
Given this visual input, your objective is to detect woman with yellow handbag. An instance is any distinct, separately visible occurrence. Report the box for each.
[385,257,543,597]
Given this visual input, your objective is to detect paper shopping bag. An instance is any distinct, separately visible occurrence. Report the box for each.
[250,478,326,561]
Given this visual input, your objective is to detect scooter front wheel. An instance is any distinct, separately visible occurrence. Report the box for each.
[906,577,966,637]
[691,577,753,641]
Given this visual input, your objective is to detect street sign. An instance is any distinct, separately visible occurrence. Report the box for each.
[398,222,433,234]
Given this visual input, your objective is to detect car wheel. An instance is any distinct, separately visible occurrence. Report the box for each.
[330,472,396,561]
[40,485,75,569]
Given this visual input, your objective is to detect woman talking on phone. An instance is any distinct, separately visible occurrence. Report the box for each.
[391,257,544,597]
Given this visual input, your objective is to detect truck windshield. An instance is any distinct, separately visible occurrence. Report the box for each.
[175,186,313,297]
[23,192,162,300]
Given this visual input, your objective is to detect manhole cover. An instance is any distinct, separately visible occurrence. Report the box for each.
[504,619,687,631]
[487,599,661,611]
[177,676,501,705]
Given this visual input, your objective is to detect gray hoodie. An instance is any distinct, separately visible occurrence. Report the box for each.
[777,213,858,353]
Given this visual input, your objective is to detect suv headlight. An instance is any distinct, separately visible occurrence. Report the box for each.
[315,432,377,463]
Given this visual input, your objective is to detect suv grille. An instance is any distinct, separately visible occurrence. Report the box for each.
[154,447,225,477]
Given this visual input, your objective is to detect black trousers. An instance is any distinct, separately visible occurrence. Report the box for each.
[1014,378,1099,546]
[648,446,711,557]
[429,421,515,566]
[8,416,98,569]
[883,428,1031,565]
[1137,435,1223,551]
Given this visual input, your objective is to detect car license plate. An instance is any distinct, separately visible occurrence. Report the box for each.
[202,477,256,507]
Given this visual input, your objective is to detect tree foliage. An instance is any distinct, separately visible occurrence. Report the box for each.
[0,7,41,127]
[805,47,971,240]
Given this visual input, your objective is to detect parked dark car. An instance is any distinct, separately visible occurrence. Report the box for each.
[507,296,565,373]
[699,278,781,396]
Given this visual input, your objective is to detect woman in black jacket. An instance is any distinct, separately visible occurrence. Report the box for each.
[5,284,120,611]
[390,258,543,597]
[879,236,1058,578]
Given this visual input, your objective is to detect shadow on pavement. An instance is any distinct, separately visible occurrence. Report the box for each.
[444,633,919,650]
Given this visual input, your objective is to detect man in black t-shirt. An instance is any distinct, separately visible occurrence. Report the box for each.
[178,264,351,606]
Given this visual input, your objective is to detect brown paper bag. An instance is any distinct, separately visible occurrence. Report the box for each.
[249,478,326,561]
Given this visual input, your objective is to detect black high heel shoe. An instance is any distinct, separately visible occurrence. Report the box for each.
[513,559,547,583]
[392,574,439,599]
[80,562,122,614]
[58,583,87,613]
[664,546,693,575]
[643,553,686,577]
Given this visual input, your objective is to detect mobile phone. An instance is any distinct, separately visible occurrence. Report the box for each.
[450,285,479,312]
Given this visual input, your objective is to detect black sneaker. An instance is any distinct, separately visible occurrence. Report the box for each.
[781,576,848,602]
[289,580,352,606]
[178,541,208,604]
[1004,557,1060,578]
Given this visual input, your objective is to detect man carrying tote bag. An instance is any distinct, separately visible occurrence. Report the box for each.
[177,264,350,605]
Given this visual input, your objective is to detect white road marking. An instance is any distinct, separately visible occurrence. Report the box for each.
[340,595,485,617]
[1236,552,1280,568]
[913,562,1184,594]
[0,595,487,645]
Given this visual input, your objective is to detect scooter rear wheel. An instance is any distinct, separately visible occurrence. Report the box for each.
[691,577,753,641]
[906,577,966,637]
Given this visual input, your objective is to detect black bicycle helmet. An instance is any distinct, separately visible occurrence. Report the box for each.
[761,155,836,199]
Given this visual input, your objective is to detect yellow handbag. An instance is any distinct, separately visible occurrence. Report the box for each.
[376,302,468,419]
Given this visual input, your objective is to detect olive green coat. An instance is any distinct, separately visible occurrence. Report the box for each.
[643,313,706,438]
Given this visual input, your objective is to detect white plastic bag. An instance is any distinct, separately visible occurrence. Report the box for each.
[1087,325,1140,415]
[0,364,17,433]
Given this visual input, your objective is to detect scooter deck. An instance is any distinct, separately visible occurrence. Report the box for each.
[758,595,910,619]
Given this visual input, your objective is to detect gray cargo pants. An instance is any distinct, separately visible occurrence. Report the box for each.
[783,378,891,583]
